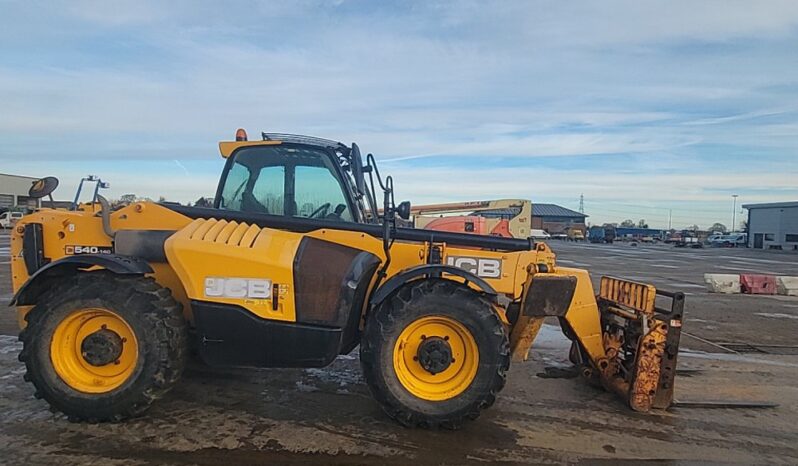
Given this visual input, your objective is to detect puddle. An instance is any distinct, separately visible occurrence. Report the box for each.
[754,312,798,320]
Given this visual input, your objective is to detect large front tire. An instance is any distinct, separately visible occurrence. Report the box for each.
[18,272,188,422]
[360,279,509,429]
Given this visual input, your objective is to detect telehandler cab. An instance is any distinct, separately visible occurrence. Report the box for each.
[10,130,685,428]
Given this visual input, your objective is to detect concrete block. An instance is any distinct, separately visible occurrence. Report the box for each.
[777,276,798,296]
[704,273,741,294]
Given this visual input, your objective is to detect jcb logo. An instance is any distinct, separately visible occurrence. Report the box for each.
[446,256,502,278]
[204,277,272,299]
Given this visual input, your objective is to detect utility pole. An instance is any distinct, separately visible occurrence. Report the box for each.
[668,209,672,230]
[731,194,739,232]
[579,194,584,214]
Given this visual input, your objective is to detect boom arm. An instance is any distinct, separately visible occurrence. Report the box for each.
[411,199,533,239]
[410,199,529,215]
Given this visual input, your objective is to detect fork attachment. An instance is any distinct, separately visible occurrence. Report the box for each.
[594,276,685,411]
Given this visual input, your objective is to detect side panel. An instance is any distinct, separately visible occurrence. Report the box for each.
[165,220,383,327]
[165,218,302,322]
[442,244,549,298]
[193,300,342,368]
[169,223,382,367]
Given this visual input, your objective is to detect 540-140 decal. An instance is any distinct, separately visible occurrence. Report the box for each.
[65,245,113,255]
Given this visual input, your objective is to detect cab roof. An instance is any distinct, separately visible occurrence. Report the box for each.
[219,132,348,158]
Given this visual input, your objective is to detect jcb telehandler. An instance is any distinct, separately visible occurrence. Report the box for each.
[9,130,684,428]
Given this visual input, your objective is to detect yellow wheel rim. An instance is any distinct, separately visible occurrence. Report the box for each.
[50,308,139,394]
[393,315,479,401]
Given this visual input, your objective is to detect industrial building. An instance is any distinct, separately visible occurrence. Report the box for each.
[742,201,798,250]
[0,173,41,212]
[532,203,587,234]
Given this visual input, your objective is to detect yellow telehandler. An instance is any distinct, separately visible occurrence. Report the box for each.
[9,130,684,428]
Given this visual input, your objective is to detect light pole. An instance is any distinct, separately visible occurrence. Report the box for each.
[731,194,739,232]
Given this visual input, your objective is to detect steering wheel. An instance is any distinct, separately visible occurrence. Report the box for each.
[309,203,331,218]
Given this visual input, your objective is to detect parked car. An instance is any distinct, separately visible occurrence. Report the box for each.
[530,229,551,240]
[706,232,724,243]
[0,211,24,229]
[709,233,747,247]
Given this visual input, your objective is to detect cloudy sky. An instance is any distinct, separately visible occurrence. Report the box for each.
[2,0,797,229]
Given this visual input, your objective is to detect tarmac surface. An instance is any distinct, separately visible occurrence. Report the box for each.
[1,231,798,465]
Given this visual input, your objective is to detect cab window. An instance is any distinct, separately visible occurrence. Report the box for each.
[294,166,352,221]
[218,145,353,221]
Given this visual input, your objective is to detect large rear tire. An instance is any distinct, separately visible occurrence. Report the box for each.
[18,272,188,422]
[360,279,509,429]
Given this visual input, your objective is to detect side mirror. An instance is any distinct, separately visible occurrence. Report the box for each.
[396,201,411,220]
[351,143,365,196]
[28,176,59,199]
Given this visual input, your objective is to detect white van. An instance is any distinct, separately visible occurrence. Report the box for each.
[0,211,23,229]
[530,229,551,240]
[710,233,747,247]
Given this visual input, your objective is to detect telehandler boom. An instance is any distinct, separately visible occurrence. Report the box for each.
[10,130,684,428]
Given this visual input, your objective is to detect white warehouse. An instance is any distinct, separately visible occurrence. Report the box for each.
[0,173,41,211]
[743,201,798,250]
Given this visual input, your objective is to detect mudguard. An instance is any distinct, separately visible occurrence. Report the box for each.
[10,254,153,306]
[370,264,497,306]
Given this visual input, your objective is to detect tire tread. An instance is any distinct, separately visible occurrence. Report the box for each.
[361,279,509,429]
[18,271,188,422]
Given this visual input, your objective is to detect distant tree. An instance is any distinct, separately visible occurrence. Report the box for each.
[111,193,136,208]
[709,223,727,233]
[620,219,635,227]
[741,220,748,233]
[637,219,649,228]
[688,224,700,232]
[119,194,137,204]
[194,197,213,207]
[157,196,167,203]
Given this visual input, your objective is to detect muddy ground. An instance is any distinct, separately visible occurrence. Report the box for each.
[1,232,797,465]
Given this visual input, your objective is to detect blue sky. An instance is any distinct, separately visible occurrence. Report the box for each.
[1,0,798,229]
